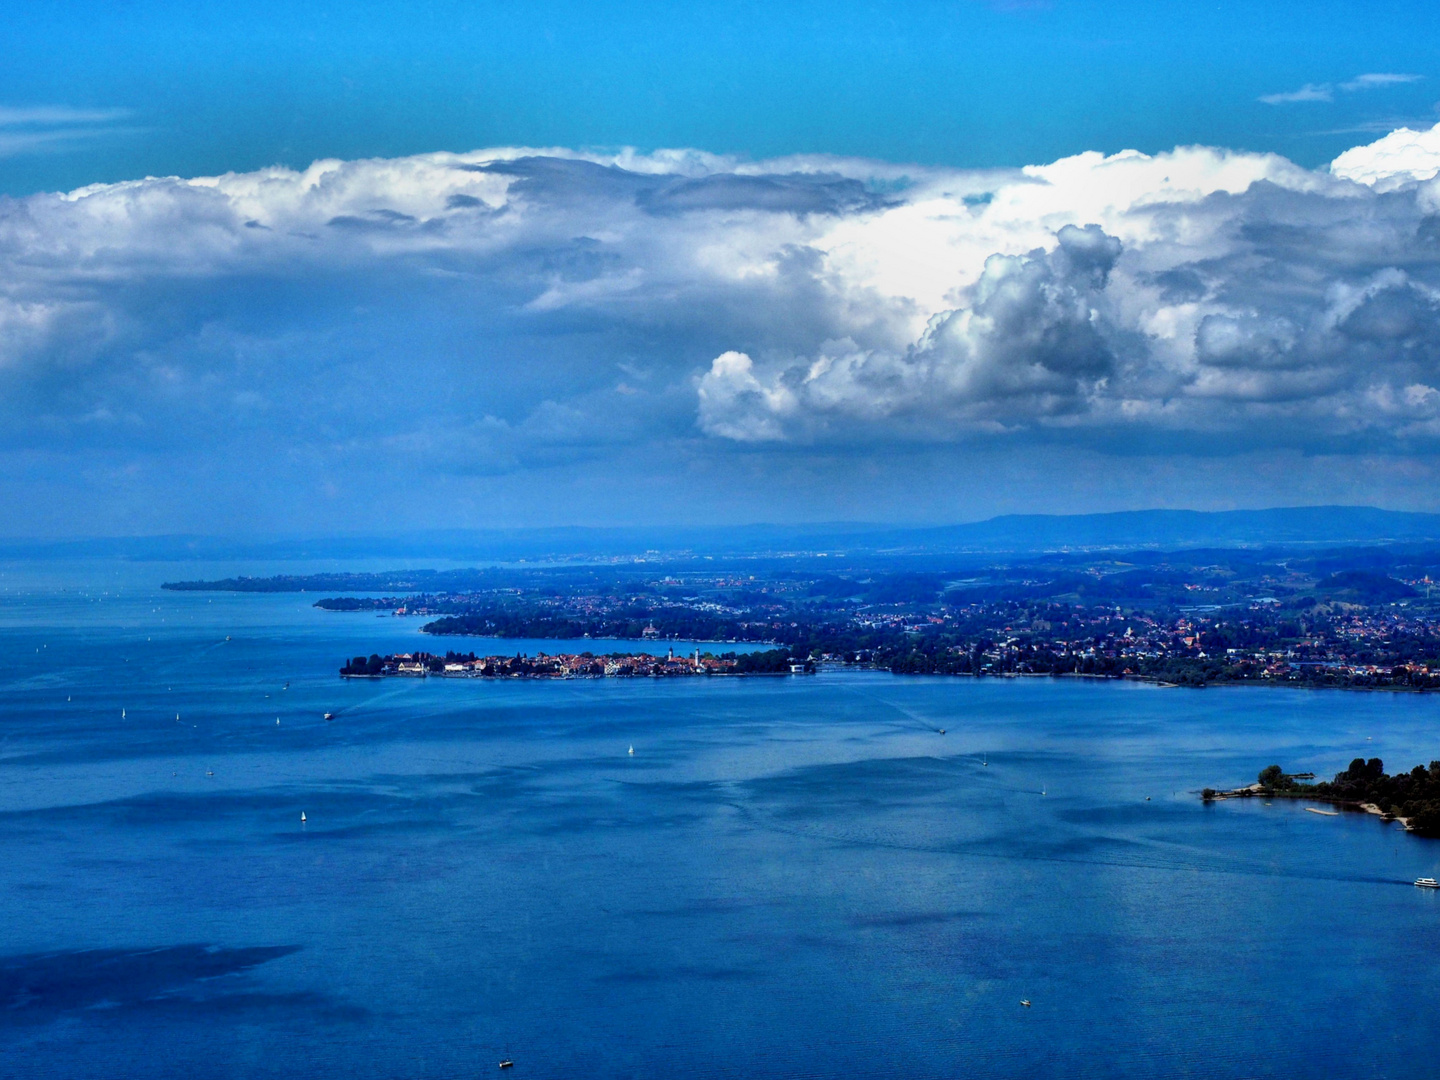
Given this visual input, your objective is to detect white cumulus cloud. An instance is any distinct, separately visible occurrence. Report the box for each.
[1331,123,1440,186]
[699,123,1440,446]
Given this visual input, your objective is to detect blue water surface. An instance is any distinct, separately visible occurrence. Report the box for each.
[2,562,1440,1079]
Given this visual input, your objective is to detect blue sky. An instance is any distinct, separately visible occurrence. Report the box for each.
[4,0,1440,195]
[5,2,1440,536]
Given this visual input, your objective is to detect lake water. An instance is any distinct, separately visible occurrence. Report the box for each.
[3,564,1440,1079]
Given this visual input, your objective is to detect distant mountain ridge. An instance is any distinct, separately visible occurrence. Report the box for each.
[6,506,1440,561]
[908,506,1440,550]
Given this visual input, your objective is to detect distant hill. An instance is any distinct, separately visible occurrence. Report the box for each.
[7,506,1440,562]
[1314,569,1419,603]
[906,506,1440,552]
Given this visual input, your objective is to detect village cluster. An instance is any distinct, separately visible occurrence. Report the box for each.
[340,647,809,679]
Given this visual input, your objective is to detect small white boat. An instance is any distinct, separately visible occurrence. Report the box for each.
[1020,999,1031,1007]
[627,745,634,755]
[324,712,335,721]
[1416,877,1440,889]
[300,811,307,823]
[499,1060,514,1069]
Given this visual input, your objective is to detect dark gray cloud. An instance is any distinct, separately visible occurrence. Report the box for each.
[635,173,887,216]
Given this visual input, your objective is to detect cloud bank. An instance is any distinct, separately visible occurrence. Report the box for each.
[5,123,1440,529]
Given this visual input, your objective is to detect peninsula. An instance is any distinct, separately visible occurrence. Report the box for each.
[1203,759,1440,836]
[169,539,1440,691]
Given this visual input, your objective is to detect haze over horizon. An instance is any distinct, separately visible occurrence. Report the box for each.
[7,2,1440,536]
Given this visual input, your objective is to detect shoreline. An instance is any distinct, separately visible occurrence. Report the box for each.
[1204,785,1416,831]
[341,669,809,681]
[416,628,782,647]
[333,661,1440,694]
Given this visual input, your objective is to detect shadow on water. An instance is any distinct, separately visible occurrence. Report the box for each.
[0,944,368,1025]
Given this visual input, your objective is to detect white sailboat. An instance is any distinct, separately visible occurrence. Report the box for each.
[300,811,307,823]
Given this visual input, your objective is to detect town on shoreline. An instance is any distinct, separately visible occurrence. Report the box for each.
[340,647,812,679]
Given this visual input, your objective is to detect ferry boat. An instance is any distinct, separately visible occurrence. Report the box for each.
[1416,877,1440,889]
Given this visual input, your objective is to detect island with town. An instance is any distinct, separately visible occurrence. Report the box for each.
[338,646,808,679]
